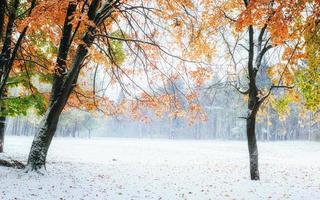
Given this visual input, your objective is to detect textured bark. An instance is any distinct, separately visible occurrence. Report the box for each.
[246,107,260,181]
[245,25,261,180]
[246,110,260,180]
[246,82,260,181]
[27,99,66,170]
[50,2,77,104]
[0,0,19,78]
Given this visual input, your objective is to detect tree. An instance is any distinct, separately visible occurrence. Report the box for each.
[26,0,113,170]
[25,0,202,171]
[0,0,37,153]
[200,0,319,180]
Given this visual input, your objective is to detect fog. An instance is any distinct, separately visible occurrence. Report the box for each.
[6,85,319,141]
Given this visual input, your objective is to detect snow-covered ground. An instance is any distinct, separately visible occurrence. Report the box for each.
[0,136,319,200]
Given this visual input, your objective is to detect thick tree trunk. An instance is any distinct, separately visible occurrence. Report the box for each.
[246,114,259,180]
[27,100,65,170]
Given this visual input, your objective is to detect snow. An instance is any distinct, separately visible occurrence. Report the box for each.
[0,136,320,200]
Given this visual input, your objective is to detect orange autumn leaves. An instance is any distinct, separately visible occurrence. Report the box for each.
[16,0,207,125]
[202,0,316,45]
[9,0,318,126]
[190,67,212,87]
[128,92,207,125]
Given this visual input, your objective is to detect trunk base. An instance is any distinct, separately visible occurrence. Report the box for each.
[250,166,260,180]
[27,143,48,172]
[247,116,260,181]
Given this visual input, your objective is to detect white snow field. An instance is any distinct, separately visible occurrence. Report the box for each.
[0,136,319,200]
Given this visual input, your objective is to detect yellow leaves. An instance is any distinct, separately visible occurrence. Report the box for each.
[268,89,301,120]
[268,19,290,45]
[90,48,111,67]
[267,64,295,86]
[187,31,216,62]
[137,93,178,118]
[23,0,69,34]
[295,20,320,111]
[187,103,208,126]
[154,0,194,22]
[168,110,186,118]
[232,0,311,45]
[282,46,305,65]
[189,67,212,87]
[235,0,270,31]
[119,91,208,127]
[140,43,161,66]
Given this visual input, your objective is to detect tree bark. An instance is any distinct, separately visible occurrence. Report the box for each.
[246,81,261,180]
[246,113,259,180]
[246,74,261,180]
[0,89,5,152]
[245,24,261,180]
[27,98,66,170]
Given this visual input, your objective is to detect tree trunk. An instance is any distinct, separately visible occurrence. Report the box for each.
[27,100,65,170]
[0,0,6,153]
[244,24,262,180]
[246,114,259,180]
[246,73,261,180]
[0,91,6,153]
[0,0,18,151]
[0,116,5,153]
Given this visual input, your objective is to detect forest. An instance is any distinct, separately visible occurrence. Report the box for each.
[0,0,319,199]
